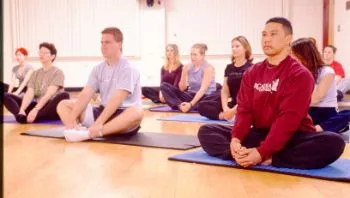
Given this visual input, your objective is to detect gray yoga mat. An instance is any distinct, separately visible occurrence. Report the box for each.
[20,127,200,150]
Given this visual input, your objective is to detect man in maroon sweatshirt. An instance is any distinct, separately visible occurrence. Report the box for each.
[197,17,345,169]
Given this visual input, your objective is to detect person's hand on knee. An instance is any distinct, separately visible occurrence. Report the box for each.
[179,102,192,113]
[230,138,245,159]
[223,108,236,121]
[235,148,262,168]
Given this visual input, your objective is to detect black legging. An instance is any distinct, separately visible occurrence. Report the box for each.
[309,107,350,133]
[198,124,345,169]
[0,82,27,94]
[160,82,218,111]
[198,92,235,120]
[3,92,70,123]
[141,86,161,103]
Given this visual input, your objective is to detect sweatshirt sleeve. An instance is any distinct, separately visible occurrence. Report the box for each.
[257,70,314,160]
[231,68,254,141]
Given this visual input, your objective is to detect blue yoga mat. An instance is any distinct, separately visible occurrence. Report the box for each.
[148,105,198,113]
[1,115,63,125]
[158,114,234,124]
[169,149,350,182]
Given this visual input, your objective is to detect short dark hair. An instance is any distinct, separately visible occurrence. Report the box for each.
[101,27,123,43]
[324,44,337,54]
[39,42,57,62]
[266,17,293,35]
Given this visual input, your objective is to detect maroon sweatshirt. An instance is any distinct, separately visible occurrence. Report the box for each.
[231,56,316,160]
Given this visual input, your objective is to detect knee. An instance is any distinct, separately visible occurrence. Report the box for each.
[56,99,71,113]
[198,101,218,119]
[326,133,346,157]
[60,91,70,99]
[3,93,13,101]
[3,93,10,97]
[197,102,206,116]
[197,101,208,113]
[3,93,10,102]
[160,82,171,91]
[127,107,144,123]
[54,92,70,101]
[141,87,148,95]
[197,124,213,141]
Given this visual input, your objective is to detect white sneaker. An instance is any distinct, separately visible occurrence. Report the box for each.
[63,124,91,142]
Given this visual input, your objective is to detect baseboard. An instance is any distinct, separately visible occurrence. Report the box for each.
[65,87,83,92]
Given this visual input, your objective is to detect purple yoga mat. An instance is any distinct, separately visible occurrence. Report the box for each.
[1,115,63,125]
[148,105,198,113]
[340,99,350,102]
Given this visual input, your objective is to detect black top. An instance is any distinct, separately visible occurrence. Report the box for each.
[224,61,253,104]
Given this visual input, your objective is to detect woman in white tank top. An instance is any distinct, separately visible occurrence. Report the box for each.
[291,38,350,133]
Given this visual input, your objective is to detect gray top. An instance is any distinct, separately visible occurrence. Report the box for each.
[187,62,216,94]
[12,64,33,85]
[28,66,65,99]
[311,66,337,107]
[87,57,141,108]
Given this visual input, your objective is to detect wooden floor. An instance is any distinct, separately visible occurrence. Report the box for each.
[3,101,350,198]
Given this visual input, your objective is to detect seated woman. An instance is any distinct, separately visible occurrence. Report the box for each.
[323,45,347,99]
[291,38,349,133]
[160,43,217,113]
[198,36,253,120]
[1,47,33,95]
[3,42,70,123]
[142,44,183,103]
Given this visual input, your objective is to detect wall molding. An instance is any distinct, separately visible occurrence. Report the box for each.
[23,56,141,62]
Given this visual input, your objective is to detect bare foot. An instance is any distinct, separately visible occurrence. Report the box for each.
[261,158,272,166]
[223,110,235,121]
[218,112,225,120]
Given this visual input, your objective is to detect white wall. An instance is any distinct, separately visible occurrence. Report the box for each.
[288,0,323,51]
[3,0,324,88]
[334,0,350,76]
[165,0,283,55]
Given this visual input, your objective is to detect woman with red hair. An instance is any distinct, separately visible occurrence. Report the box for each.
[4,43,69,123]
[1,47,34,95]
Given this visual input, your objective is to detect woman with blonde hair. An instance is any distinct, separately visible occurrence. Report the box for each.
[142,44,183,103]
[198,36,253,120]
[160,43,217,113]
